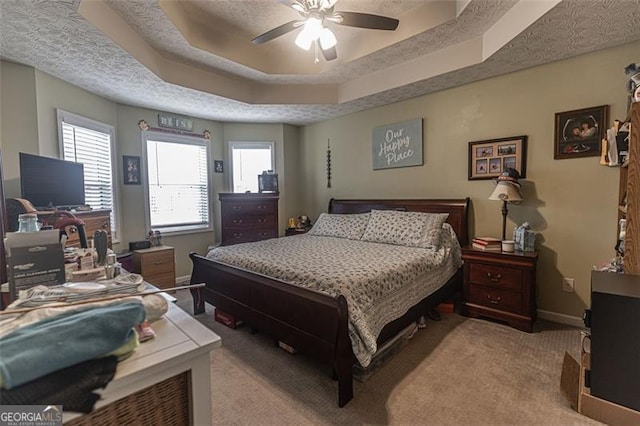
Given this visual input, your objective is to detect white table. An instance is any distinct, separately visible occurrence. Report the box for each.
[63,301,221,425]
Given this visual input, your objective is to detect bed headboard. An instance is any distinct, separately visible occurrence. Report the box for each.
[328,198,470,247]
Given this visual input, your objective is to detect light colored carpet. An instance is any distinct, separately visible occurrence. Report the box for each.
[174,290,601,425]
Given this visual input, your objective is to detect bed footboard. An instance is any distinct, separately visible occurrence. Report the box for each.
[189,252,354,406]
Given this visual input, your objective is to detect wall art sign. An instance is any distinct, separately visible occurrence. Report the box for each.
[372,118,423,170]
[157,113,194,132]
[554,105,608,159]
[468,135,528,180]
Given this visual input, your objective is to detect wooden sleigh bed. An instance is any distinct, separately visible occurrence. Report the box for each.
[189,198,469,407]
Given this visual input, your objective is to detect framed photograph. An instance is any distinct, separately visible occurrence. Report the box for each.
[554,105,608,159]
[123,155,141,185]
[468,135,527,180]
[214,160,224,173]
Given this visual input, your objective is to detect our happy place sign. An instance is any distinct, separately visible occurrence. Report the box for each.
[372,118,423,170]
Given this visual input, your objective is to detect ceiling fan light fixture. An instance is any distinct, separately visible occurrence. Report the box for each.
[319,27,337,49]
[295,17,323,50]
[295,29,314,50]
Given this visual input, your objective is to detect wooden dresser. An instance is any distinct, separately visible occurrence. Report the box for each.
[39,209,112,249]
[219,193,279,245]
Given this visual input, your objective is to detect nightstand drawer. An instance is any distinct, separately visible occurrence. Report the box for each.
[468,285,522,314]
[138,249,174,274]
[468,263,523,291]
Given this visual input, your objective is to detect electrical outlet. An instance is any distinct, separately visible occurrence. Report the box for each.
[562,277,575,292]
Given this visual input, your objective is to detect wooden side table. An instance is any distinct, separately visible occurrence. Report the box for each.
[461,246,538,332]
[284,227,311,236]
[131,246,175,289]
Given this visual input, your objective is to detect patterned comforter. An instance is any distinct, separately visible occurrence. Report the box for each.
[206,225,462,367]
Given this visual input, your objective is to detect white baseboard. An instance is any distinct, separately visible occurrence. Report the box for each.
[176,274,191,285]
[538,309,585,328]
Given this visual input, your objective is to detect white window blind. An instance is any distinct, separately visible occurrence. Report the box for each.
[58,110,118,239]
[145,135,210,233]
[229,141,274,193]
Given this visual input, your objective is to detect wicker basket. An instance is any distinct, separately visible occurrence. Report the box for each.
[66,372,190,425]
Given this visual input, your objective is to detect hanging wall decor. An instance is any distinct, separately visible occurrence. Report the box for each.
[372,118,423,170]
[327,139,332,188]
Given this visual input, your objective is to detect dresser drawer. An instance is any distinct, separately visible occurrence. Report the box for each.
[223,214,276,229]
[468,285,522,314]
[139,249,174,274]
[221,200,275,216]
[223,228,277,244]
[468,263,523,291]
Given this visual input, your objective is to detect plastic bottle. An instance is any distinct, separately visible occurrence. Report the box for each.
[17,213,40,232]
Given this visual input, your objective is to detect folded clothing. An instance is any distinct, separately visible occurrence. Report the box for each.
[0,300,145,389]
[0,356,119,413]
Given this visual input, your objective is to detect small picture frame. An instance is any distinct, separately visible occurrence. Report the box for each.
[258,172,278,193]
[214,160,224,173]
[554,105,608,159]
[123,155,141,185]
[468,136,527,180]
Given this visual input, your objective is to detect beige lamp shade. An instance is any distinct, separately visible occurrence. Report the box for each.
[489,181,523,203]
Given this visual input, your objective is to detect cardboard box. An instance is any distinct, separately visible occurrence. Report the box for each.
[560,350,640,425]
[214,308,243,329]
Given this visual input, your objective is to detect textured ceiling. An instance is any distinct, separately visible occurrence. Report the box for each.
[1,0,639,125]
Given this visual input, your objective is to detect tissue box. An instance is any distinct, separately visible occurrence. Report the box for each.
[514,227,535,252]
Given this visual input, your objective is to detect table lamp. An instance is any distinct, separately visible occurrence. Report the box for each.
[489,168,523,241]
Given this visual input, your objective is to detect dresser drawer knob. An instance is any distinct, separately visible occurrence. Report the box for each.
[487,272,502,282]
[102,222,109,229]
[154,261,164,265]
[232,206,241,211]
[233,219,243,224]
[233,232,243,238]
[257,205,266,210]
[258,232,267,237]
[257,218,266,224]
[487,294,502,304]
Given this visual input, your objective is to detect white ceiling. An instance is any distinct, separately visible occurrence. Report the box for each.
[1,0,639,125]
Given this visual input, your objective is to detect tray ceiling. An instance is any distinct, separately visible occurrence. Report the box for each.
[1,0,639,125]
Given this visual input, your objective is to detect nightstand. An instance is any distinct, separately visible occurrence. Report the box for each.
[284,228,310,236]
[131,245,175,290]
[461,246,538,332]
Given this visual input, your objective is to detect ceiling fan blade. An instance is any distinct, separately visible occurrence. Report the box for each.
[252,20,302,45]
[277,0,307,14]
[320,0,338,9]
[333,11,399,30]
[320,43,337,61]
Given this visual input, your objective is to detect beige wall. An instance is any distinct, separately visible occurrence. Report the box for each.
[301,40,640,318]
[34,69,118,158]
[0,61,39,196]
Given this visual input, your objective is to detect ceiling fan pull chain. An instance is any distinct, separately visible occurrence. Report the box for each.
[314,42,320,63]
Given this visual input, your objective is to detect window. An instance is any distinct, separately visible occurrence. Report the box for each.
[229,141,275,193]
[143,131,211,234]
[57,109,119,240]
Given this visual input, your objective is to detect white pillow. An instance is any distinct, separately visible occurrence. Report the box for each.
[360,209,449,249]
[307,213,370,240]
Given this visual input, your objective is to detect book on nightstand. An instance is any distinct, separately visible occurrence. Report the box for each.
[472,237,502,251]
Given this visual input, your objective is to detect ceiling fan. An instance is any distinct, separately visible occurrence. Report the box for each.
[251,0,399,62]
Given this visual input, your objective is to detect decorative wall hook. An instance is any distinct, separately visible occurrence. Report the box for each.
[327,139,332,189]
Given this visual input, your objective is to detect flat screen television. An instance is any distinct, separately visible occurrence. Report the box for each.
[19,152,85,209]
